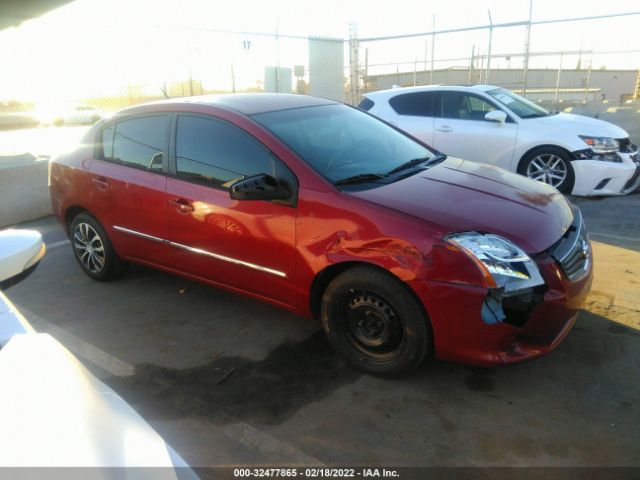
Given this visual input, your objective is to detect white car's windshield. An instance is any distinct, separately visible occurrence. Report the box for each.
[487,88,550,119]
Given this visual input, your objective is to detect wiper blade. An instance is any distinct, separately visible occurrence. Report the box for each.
[334,173,387,186]
[386,154,446,176]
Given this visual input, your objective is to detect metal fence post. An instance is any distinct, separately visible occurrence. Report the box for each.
[430,14,435,84]
[349,22,359,104]
[554,51,563,110]
[522,0,533,94]
[486,10,493,84]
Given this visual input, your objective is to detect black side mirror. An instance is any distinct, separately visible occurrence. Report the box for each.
[229,174,290,201]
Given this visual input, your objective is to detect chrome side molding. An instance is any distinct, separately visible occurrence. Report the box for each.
[112,225,286,278]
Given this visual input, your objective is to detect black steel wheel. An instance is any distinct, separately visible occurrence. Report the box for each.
[321,265,432,376]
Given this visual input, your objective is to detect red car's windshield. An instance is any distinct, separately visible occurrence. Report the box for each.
[253,104,438,186]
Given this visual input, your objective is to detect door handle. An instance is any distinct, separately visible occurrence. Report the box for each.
[436,125,453,133]
[91,177,109,191]
[168,198,194,214]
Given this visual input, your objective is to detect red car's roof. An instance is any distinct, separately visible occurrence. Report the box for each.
[121,93,339,116]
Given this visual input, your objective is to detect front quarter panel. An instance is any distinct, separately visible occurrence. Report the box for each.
[293,188,486,317]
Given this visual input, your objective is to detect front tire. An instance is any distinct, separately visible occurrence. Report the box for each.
[70,213,128,281]
[518,147,575,194]
[321,266,432,376]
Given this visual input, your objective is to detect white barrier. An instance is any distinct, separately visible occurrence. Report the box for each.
[0,157,51,228]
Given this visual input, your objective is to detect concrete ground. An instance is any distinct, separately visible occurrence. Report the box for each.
[4,194,640,469]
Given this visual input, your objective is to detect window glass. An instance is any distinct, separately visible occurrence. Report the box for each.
[440,92,497,120]
[357,97,375,111]
[176,115,278,188]
[486,88,550,118]
[389,92,436,117]
[253,104,436,184]
[112,115,169,171]
[101,124,114,160]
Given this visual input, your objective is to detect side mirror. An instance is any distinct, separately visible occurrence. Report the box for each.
[229,174,290,202]
[0,230,46,290]
[485,110,507,123]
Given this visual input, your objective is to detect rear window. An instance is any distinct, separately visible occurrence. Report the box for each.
[389,92,437,117]
[101,115,170,172]
[357,97,375,111]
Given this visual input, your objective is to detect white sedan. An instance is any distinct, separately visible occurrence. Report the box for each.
[360,85,640,196]
[0,230,195,474]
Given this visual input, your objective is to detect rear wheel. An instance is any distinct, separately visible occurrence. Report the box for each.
[321,266,432,376]
[518,147,575,194]
[70,213,128,281]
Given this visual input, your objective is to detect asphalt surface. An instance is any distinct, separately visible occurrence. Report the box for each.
[4,193,640,469]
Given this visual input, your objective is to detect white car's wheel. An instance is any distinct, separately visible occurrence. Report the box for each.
[519,148,575,194]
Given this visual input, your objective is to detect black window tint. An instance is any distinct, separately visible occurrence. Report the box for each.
[101,124,114,160]
[357,97,375,111]
[112,115,169,171]
[176,115,277,188]
[389,92,436,116]
[440,92,496,120]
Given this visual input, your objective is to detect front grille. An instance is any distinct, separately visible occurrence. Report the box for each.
[548,209,590,282]
[617,137,638,155]
[623,166,640,192]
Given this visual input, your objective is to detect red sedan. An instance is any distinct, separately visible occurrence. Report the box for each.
[50,94,593,375]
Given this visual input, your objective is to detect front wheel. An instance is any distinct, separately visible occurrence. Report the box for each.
[321,266,432,376]
[518,147,575,194]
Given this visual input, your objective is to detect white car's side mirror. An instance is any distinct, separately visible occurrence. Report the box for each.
[0,230,46,290]
[485,110,507,124]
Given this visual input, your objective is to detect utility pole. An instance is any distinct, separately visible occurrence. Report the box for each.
[522,0,533,94]
[486,10,493,84]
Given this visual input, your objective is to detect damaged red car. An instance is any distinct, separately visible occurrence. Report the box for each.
[50,94,593,375]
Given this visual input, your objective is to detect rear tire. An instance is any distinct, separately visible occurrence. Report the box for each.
[70,213,128,281]
[321,265,432,376]
[518,147,575,194]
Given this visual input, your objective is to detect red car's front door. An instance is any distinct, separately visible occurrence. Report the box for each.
[165,114,297,307]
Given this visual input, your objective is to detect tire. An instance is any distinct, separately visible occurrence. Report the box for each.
[518,147,575,194]
[69,212,128,281]
[321,265,432,376]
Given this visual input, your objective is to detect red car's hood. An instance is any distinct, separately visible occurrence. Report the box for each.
[350,157,574,253]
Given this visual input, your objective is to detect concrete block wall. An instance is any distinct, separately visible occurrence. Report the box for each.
[0,156,51,228]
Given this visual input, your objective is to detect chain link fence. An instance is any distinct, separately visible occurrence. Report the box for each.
[1,11,639,137]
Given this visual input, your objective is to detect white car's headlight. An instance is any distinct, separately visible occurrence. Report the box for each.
[579,135,619,155]
[446,232,545,294]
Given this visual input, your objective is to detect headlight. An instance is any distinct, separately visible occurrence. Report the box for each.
[446,232,545,295]
[579,135,619,154]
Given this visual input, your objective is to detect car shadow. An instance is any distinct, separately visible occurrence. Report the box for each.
[104,307,639,430]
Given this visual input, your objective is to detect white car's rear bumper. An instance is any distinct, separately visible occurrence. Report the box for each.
[571,150,640,196]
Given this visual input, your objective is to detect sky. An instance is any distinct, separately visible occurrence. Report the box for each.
[0,0,639,102]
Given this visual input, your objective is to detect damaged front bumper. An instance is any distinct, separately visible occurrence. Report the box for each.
[571,144,640,196]
[410,250,593,366]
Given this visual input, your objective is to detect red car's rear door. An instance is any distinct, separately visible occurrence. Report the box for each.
[89,114,173,267]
